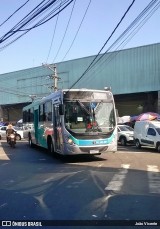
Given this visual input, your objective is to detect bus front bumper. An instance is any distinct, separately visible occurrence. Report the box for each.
[64,143,117,155]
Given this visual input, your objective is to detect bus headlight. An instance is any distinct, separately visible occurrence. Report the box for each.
[68,138,73,144]
[64,135,75,145]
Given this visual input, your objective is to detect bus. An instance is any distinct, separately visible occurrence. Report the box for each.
[23,88,117,155]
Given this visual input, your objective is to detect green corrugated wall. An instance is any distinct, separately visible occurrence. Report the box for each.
[0,43,160,105]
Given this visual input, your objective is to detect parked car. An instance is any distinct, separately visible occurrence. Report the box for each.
[0,126,23,140]
[134,120,160,152]
[117,124,134,146]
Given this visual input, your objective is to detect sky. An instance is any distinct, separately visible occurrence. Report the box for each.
[0,0,159,74]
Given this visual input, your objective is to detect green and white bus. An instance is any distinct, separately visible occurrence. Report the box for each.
[23,88,117,155]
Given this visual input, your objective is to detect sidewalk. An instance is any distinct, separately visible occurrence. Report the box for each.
[0,141,10,160]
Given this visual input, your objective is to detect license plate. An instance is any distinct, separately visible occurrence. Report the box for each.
[90,150,99,154]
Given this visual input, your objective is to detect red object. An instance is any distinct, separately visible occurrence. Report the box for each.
[87,122,97,128]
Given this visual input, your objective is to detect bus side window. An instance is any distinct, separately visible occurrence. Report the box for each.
[23,111,27,122]
[45,101,52,121]
[23,108,34,123]
[39,104,45,122]
[30,108,34,122]
[54,105,61,126]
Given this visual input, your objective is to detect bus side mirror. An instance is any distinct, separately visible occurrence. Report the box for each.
[59,104,64,115]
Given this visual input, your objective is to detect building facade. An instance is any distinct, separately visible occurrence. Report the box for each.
[0,43,160,122]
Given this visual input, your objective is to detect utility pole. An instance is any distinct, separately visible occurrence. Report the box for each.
[29,94,37,102]
[42,64,60,92]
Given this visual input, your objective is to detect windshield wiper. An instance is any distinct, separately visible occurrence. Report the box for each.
[76,100,91,115]
[94,101,103,114]
[76,100,102,132]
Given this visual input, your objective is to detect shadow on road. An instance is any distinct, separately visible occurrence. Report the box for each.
[0,140,160,228]
[0,140,107,164]
[118,144,159,154]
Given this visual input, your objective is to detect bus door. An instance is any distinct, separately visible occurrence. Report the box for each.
[34,109,39,143]
[53,104,62,152]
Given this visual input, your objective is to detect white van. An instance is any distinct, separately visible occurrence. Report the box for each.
[134,121,160,152]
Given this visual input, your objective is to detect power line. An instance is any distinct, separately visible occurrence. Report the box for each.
[90,0,160,69]
[52,0,77,63]
[68,0,136,90]
[0,0,30,27]
[61,0,92,61]
[1,0,159,98]
[29,0,74,28]
[78,0,160,86]
[0,80,53,97]
[0,0,48,42]
[0,0,74,50]
[46,0,63,62]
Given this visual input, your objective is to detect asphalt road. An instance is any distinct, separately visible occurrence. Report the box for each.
[0,140,160,228]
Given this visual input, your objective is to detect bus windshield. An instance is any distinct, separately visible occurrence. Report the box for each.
[64,100,116,134]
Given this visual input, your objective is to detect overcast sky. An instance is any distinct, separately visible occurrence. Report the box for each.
[0,0,159,74]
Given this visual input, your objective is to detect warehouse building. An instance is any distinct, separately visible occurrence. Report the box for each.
[0,43,160,122]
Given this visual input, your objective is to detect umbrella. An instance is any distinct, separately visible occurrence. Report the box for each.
[136,112,160,121]
[130,115,138,122]
[118,116,130,124]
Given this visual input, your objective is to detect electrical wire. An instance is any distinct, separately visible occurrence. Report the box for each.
[27,0,73,28]
[89,0,160,70]
[1,0,159,98]
[0,80,52,97]
[0,0,30,27]
[78,0,160,87]
[52,0,77,63]
[0,0,58,50]
[46,0,63,62]
[61,0,92,61]
[68,0,136,90]
[0,0,48,42]
[0,0,74,50]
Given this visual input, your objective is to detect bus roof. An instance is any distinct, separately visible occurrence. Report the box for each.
[23,88,112,111]
[62,88,110,93]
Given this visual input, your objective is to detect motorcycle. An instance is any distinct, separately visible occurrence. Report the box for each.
[7,132,16,148]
